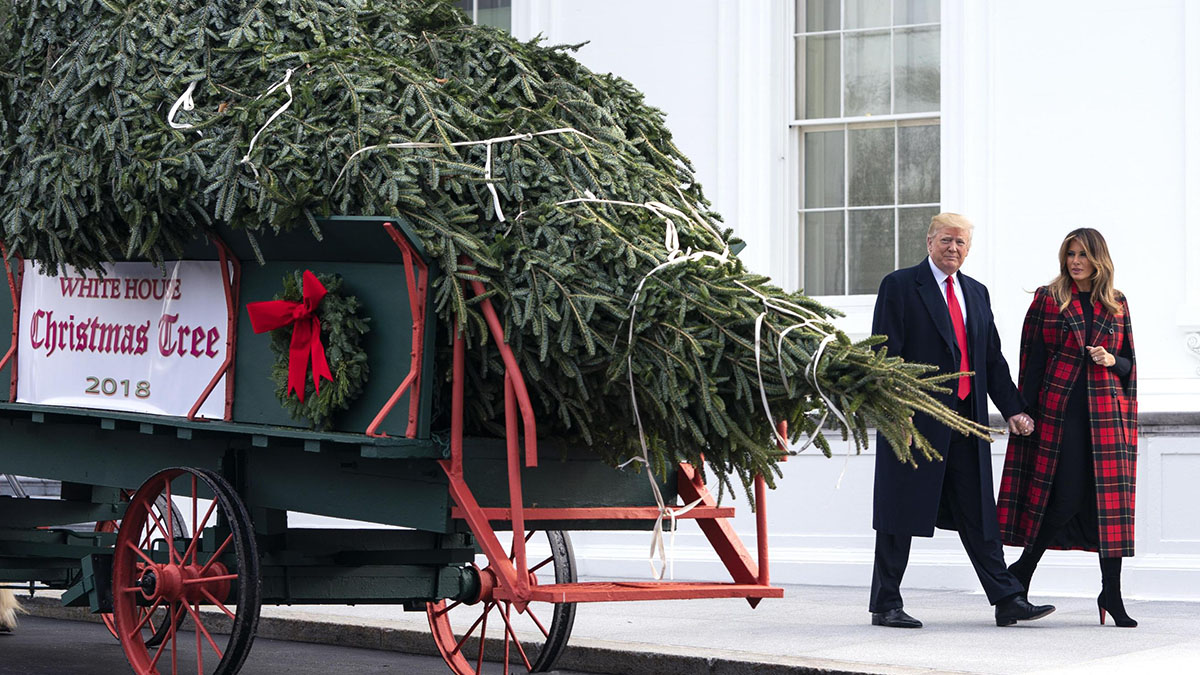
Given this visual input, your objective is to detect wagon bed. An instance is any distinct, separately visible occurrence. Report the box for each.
[0,216,781,675]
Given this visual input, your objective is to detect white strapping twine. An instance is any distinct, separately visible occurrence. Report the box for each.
[551,190,859,574]
[167,81,202,136]
[336,128,595,223]
[736,280,856,486]
[240,68,297,178]
[550,192,733,579]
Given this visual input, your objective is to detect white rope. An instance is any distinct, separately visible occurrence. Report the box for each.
[753,312,789,448]
[776,322,828,453]
[551,193,734,579]
[734,280,853,458]
[483,140,505,222]
[167,81,201,136]
[335,127,596,222]
[240,68,296,178]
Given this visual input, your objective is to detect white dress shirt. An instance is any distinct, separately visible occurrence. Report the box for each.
[927,257,968,327]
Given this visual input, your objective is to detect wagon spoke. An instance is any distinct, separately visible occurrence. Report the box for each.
[201,588,237,621]
[180,496,218,565]
[139,521,156,552]
[526,605,550,638]
[184,573,238,585]
[190,475,198,553]
[163,477,177,563]
[453,602,490,656]
[183,600,225,659]
[500,601,533,672]
[146,507,179,565]
[506,530,538,565]
[195,602,204,675]
[476,606,489,674]
[195,533,235,577]
[130,598,166,635]
[434,599,464,617]
[146,603,182,671]
[125,540,160,568]
[528,555,553,575]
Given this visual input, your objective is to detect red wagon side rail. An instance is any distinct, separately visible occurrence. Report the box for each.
[439,259,783,609]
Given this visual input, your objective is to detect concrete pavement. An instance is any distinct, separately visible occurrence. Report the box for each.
[18,582,1200,674]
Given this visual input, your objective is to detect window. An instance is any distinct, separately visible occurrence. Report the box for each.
[794,0,940,296]
[455,0,511,32]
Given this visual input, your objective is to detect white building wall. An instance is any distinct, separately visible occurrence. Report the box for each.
[513,0,1200,598]
[968,0,1198,413]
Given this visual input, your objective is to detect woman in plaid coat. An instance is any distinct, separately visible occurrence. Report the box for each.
[997,228,1138,627]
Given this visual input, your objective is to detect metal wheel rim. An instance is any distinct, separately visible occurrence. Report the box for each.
[112,468,260,675]
[427,530,577,674]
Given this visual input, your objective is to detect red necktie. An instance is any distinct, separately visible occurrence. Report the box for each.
[945,276,971,399]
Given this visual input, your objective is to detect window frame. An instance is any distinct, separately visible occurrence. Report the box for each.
[791,1,942,300]
[455,0,512,31]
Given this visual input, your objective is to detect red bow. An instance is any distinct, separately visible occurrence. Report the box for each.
[246,270,334,402]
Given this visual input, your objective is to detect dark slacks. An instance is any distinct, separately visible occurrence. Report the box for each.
[870,397,1024,612]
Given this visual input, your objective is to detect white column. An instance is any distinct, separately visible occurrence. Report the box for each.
[939,0,995,278]
[719,1,788,281]
[1181,1,1200,375]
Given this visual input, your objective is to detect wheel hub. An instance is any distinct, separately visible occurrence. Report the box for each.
[139,561,231,605]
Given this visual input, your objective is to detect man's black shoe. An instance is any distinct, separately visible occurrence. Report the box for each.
[871,608,923,628]
[995,594,1055,626]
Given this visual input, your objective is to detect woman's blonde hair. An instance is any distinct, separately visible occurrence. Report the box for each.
[1048,228,1123,315]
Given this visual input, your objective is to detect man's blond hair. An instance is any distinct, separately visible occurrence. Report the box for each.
[926,212,974,239]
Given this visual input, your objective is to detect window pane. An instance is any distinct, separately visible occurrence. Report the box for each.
[895,26,939,113]
[846,0,890,29]
[845,31,891,116]
[454,0,472,12]
[897,123,939,204]
[803,211,845,295]
[477,0,510,30]
[894,0,939,25]
[804,130,845,208]
[799,35,841,119]
[799,0,839,32]
[848,126,893,207]
[849,209,895,294]
[898,206,939,268]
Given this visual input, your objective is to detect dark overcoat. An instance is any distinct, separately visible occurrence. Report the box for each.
[997,286,1137,557]
[871,259,1025,539]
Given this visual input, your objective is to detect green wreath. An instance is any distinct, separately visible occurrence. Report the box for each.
[267,271,370,429]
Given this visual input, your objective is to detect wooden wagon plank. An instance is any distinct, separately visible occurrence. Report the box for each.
[496,581,784,603]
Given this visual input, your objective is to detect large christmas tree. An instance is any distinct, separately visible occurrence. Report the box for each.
[0,0,985,497]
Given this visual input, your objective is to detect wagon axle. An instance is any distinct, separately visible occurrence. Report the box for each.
[135,561,233,608]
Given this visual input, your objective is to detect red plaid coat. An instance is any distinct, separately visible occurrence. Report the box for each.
[997,286,1137,557]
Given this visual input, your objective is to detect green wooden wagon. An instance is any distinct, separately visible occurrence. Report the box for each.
[0,216,782,675]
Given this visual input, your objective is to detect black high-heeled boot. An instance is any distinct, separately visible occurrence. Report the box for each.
[1098,556,1137,627]
[1007,545,1046,594]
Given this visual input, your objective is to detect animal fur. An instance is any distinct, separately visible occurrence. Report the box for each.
[0,589,26,631]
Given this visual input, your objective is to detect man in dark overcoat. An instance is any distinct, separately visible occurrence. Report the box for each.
[868,212,1056,628]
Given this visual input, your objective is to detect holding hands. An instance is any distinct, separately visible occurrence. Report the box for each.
[1007,413,1035,436]
[1084,345,1115,368]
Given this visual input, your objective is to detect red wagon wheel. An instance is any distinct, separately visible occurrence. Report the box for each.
[97,491,189,647]
[112,468,260,675]
[427,529,577,674]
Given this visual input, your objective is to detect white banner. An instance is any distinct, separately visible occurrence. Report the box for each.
[16,261,231,419]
